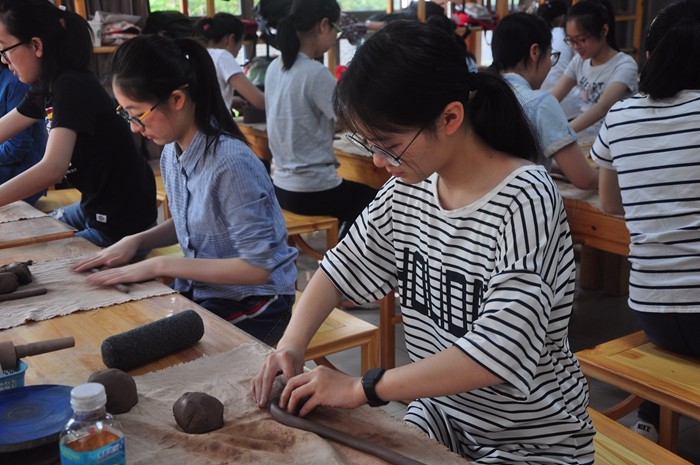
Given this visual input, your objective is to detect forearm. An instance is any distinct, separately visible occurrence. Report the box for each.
[0,161,60,205]
[598,168,624,215]
[276,269,343,353]
[570,105,607,133]
[375,346,503,402]
[151,255,271,285]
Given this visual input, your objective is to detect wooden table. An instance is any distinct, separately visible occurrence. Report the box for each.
[0,236,99,265]
[0,292,251,385]
[0,201,75,250]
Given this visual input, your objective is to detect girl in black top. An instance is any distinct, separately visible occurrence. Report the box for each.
[0,0,156,246]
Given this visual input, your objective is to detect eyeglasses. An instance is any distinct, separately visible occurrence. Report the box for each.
[331,21,343,38]
[115,101,160,129]
[564,34,592,47]
[346,126,424,167]
[0,40,27,61]
[550,50,561,66]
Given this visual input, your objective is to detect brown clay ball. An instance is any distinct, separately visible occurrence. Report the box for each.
[172,392,224,434]
[0,272,19,294]
[0,262,33,285]
[88,368,138,414]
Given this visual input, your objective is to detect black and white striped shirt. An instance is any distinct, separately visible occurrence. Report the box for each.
[592,90,700,313]
[322,166,594,463]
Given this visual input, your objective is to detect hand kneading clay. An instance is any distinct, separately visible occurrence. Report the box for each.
[173,392,224,434]
[0,272,19,294]
[88,368,138,414]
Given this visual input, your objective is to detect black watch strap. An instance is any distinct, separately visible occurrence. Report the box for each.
[361,367,389,407]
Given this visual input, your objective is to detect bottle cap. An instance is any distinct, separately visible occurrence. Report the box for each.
[70,383,107,412]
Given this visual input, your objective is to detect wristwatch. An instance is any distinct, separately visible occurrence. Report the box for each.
[361,367,389,407]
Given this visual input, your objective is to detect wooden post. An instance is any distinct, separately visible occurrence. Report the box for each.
[180,0,189,16]
[206,0,215,16]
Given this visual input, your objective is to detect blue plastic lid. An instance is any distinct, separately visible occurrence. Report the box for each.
[0,384,73,452]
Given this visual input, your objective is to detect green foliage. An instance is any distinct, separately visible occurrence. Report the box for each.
[148,0,387,15]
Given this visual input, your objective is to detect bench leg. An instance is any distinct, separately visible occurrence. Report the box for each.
[658,407,679,452]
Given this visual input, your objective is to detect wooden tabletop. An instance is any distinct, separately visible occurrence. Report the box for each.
[0,236,99,265]
[0,292,256,386]
[0,206,75,250]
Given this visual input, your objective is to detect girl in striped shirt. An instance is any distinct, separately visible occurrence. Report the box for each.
[591,0,700,443]
[253,20,595,463]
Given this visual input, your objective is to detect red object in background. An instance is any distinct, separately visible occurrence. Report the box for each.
[335,65,347,80]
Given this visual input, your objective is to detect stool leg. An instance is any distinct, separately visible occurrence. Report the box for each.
[380,292,396,369]
[658,407,679,452]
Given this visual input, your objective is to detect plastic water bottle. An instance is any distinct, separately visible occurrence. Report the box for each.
[59,383,126,464]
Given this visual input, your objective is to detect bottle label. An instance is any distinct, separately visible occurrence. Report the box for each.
[60,436,125,465]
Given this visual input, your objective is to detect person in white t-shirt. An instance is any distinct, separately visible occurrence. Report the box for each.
[194,13,264,111]
[551,0,638,138]
[536,0,583,119]
[591,0,700,443]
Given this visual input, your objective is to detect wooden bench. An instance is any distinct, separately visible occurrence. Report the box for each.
[576,331,700,452]
[590,408,692,464]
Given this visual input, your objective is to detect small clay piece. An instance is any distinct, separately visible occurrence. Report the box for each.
[88,368,138,414]
[172,392,224,434]
[0,261,33,285]
[0,272,19,294]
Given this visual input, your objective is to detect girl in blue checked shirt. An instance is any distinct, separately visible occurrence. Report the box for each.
[74,35,298,346]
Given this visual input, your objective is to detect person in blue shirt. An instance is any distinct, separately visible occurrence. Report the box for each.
[490,13,598,190]
[73,35,298,346]
[0,64,46,205]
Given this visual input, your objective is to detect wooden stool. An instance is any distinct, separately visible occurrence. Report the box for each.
[576,331,700,452]
[590,408,692,464]
[282,209,338,261]
[301,291,379,374]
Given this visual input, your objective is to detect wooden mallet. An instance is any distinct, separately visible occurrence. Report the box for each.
[0,336,75,371]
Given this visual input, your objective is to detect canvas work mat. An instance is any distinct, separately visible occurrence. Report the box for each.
[0,201,46,224]
[119,344,468,465]
[0,256,175,330]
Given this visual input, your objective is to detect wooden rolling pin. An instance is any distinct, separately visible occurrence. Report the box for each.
[0,336,75,371]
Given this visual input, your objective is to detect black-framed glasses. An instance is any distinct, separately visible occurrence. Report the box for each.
[115,101,160,129]
[0,40,27,60]
[550,50,561,67]
[564,34,592,47]
[346,126,424,167]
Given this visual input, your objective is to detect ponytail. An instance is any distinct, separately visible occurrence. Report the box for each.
[335,20,538,162]
[112,35,244,147]
[277,0,340,70]
[193,13,244,45]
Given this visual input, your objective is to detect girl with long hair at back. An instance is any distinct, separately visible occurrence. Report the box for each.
[253,20,595,464]
[265,0,377,239]
[74,35,297,346]
[591,0,700,443]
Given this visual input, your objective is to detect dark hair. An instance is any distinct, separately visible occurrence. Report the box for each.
[537,0,568,27]
[193,12,244,44]
[334,20,539,162]
[277,0,340,70]
[0,0,92,95]
[639,0,700,98]
[424,14,477,63]
[567,0,618,50]
[490,13,551,72]
[111,35,244,145]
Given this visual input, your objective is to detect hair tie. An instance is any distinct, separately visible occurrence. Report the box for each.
[203,23,210,31]
[58,4,66,10]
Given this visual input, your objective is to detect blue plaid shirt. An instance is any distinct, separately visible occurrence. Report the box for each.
[161,130,297,302]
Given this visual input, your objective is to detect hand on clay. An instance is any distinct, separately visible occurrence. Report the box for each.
[279,366,367,417]
[84,259,159,287]
[251,346,305,408]
[72,236,141,272]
